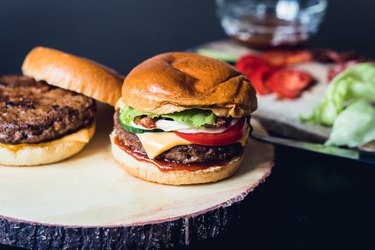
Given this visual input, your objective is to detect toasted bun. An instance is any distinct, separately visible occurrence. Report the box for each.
[0,123,95,166]
[22,47,123,106]
[110,134,243,185]
[122,52,257,118]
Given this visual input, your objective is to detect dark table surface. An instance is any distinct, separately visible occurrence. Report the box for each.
[1,1,375,249]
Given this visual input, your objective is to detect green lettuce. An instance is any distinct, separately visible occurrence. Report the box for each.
[301,63,375,147]
[325,100,375,147]
[303,63,375,126]
[119,105,216,128]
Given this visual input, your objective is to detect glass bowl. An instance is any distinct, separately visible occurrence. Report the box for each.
[216,0,328,48]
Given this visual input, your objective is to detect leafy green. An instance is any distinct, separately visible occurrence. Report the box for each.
[119,106,153,126]
[119,106,216,128]
[196,49,239,63]
[301,63,375,147]
[325,100,375,147]
[302,63,375,126]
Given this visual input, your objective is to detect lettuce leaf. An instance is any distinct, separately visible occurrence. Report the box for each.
[119,106,216,128]
[302,63,375,126]
[325,100,375,147]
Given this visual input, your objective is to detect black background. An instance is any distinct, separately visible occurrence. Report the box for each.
[1,1,375,249]
[1,0,375,75]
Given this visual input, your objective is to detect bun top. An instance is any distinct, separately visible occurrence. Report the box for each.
[122,52,257,117]
[22,47,123,106]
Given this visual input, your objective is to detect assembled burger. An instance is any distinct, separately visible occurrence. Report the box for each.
[0,47,122,166]
[111,52,257,185]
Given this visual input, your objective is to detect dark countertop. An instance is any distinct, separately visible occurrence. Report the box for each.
[1,1,375,249]
[184,148,375,249]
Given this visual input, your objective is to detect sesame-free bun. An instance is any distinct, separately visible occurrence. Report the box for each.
[122,52,257,118]
[110,134,244,185]
[0,123,95,166]
[22,47,123,106]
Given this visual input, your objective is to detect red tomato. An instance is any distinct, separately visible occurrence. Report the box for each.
[175,118,246,146]
[235,54,273,95]
[250,65,274,95]
[262,50,312,67]
[235,55,269,76]
[266,69,313,99]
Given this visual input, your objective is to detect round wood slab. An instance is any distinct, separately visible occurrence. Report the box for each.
[0,104,274,249]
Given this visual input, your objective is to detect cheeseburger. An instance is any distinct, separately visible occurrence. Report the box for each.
[111,52,257,185]
[0,47,122,166]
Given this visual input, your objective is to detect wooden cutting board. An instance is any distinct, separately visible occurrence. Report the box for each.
[198,40,332,143]
[0,103,274,249]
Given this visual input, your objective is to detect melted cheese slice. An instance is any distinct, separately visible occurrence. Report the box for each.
[136,123,251,159]
[0,124,95,152]
[60,124,95,143]
[137,132,192,159]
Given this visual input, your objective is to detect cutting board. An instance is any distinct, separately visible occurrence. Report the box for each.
[0,103,274,249]
[198,40,332,143]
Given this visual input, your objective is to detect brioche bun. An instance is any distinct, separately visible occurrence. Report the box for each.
[0,47,121,166]
[122,52,257,117]
[110,134,244,185]
[22,47,123,106]
[113,52,256,185]
[0,123,95,166]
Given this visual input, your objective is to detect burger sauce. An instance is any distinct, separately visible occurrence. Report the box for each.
[114,138,227,172]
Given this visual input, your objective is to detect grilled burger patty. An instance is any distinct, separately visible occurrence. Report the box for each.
[0,75,96,144]
[114,110,243,164]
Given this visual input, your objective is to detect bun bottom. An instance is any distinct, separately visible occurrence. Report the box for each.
[110,135,244,185]
[0,123,96,166]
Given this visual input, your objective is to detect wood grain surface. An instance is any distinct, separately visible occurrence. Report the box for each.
[0,103,273,248]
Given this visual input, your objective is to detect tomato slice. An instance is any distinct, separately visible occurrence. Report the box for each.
[266,69,313,99]
[175,118,246,146]
[235,54,273,95]
[236,52,313,98]
[235,54,269,76]
[250,65,274,95]
[262,50,312,67]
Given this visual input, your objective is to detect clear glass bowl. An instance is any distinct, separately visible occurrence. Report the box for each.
[216,0,328,48]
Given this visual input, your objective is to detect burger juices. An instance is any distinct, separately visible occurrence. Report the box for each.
[111,52,257,185]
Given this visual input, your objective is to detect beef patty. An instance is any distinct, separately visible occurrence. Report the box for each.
[114,110,244,164]
[0,75,96,144]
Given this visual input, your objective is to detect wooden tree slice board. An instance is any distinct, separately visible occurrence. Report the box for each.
[0,104,274,249]
[198,40,333,143]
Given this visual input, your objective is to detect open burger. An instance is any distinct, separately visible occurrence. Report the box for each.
[0,47,122,166]
[111,52,257,185]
